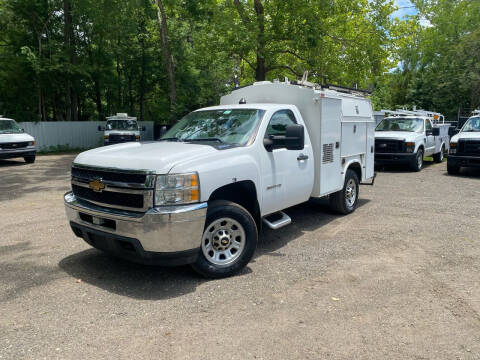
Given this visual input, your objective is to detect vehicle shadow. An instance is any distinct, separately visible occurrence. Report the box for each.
[442,167,480,179]
[375,160,436,173]
[256,198,370,258]
[0,159,28,167]
[58,198,369,300]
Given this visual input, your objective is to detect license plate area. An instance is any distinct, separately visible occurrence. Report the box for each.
[79,212,116,230]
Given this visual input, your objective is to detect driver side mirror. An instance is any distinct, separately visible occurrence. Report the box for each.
[285,124,305,150]
[263,124,305,152]
[98,125,105,131]
[431,127,440,136]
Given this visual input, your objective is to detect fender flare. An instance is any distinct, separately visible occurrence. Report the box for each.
[342,159,363,183]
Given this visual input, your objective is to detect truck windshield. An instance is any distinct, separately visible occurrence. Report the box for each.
[376,118,424,132]
[162,109,265,146]
[461,117,480,132]
[0,119,23,134]
[106,120,138,131]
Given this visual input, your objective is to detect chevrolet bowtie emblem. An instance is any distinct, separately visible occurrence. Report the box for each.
[89,179,105,192]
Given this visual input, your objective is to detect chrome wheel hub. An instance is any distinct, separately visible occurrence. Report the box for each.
[202,218,246,266]
[345,178,357,207]
[418,153,423,168]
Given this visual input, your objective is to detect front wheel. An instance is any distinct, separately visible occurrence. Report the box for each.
[433,145,445,163]
[447,162,460,175]
[191,200,257,278]
[410,149,424,172]
[329,169,359,215]
[24,155,35,164]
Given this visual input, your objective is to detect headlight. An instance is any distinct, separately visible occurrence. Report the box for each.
[104,135,109,140]
[154,173,199,206]
[135,135,140,140]
[449,142,456,154]
[406,142,415,153]
[28,141,35,146]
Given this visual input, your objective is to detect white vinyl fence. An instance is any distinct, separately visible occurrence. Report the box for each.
[19,121,154,152]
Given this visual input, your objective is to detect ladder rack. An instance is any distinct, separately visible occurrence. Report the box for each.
[381,109,445,124]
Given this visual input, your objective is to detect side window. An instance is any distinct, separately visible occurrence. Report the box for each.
[425,120,433,131]
[265,110,297,138]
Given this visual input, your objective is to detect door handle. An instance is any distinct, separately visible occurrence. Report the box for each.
[297,154,309,161]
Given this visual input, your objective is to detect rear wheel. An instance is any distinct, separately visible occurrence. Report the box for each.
[329,169,359,215]
[24,155,35,164]
[191,200,257,278]
[433,145,445,163]
[410,148,423,172]
[447,161,460,175]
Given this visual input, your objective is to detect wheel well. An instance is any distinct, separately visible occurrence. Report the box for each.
[417,144,424,152]
[348,162,362,181]
[208,181,261,232]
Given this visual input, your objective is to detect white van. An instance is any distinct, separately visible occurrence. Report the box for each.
[99,113,145,146]
[0,116,36,163]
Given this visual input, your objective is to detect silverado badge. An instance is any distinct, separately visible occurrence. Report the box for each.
[89,179,105,192]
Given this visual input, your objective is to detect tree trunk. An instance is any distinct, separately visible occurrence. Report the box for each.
[155,0,176,121]
[139,34,146,121]
[254,0,266,81]
[63,0,73,121]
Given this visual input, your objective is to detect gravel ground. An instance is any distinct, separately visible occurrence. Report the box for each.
[1,154,479,360]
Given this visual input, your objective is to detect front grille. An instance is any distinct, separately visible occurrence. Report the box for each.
[1,141,30,149]
[108,134,136,143]
[72,184,144,210]
[375,139,405,153]
[71,166,147,185]
[458,140,480,155]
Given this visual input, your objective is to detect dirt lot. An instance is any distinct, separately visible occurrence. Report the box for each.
[1,154,479,360]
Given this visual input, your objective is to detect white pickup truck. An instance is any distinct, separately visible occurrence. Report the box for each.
[99,113,145,146]
[0,116,36,163]
[374,110,450,171]
[64,81,375,278]
[448,111,480,174]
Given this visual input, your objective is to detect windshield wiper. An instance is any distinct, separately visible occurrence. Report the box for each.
[184,138,225,143]
[159,137,181,142]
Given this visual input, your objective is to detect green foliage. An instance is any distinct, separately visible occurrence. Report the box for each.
[1,0,476,124]
[372,0,480,119]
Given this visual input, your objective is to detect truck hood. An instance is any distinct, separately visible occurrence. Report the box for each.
[451,132,480,142]
[375,131,419,141]
[73,141,217,174]
[0,132,34,144]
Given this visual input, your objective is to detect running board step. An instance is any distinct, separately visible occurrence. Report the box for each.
[262,211,291,230]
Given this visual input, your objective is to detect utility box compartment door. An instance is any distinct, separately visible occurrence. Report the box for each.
[365,121,375,180]
[319,97,343,196]
[341,122,367,157]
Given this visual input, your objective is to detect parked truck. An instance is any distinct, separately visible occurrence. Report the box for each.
[64,80,375,278]
[99,113,145,146]
[0,116,36,163]
[374,109,450,171]
[448,110,480,174]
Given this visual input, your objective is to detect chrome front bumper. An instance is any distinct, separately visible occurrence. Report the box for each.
[65,192,207,263]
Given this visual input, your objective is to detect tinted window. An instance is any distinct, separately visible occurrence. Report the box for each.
[265,110,297,137]
[425,120,433,131]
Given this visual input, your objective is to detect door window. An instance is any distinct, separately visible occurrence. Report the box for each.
[265,110,297,138]
[425,120,433,131]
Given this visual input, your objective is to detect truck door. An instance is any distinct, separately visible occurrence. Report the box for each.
[425,119,435,155]
[260,109,314,215]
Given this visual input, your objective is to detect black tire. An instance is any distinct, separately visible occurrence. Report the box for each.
[191,200,257,279]
[24,155,36,164]
[329,169,359,215]
[447,161,460,175]
[433,145,444,163]
[410,148,423,172]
